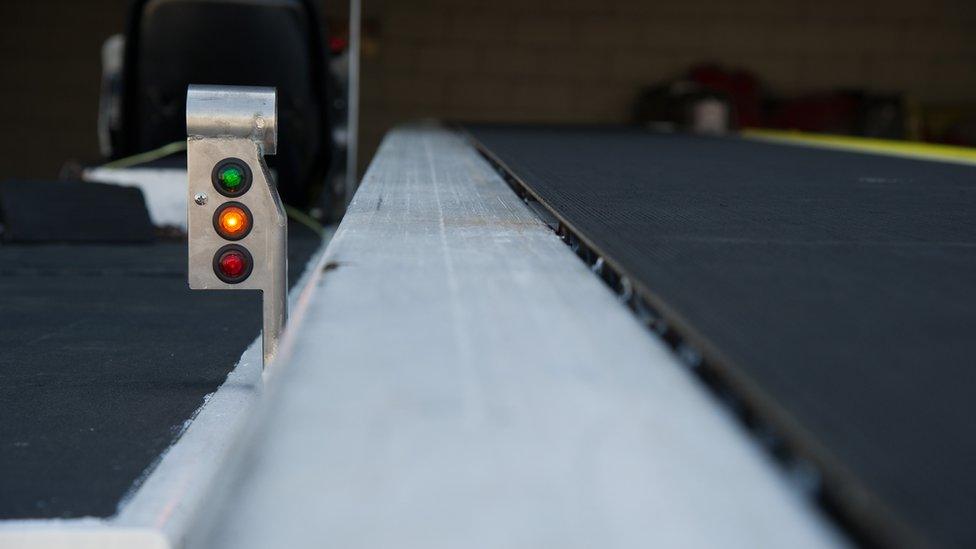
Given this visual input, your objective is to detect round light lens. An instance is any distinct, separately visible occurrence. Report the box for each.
[211,158,252,197]
[213,202,252,240]
[219,166,244,188]
[219,251,246,277]
[213,245,253,283]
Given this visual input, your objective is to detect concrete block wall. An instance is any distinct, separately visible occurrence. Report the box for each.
[360,0,976,169]
[0,0,126,179]
[0,0,971,181]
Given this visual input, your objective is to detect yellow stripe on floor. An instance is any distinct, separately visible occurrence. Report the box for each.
[741,128,976,166]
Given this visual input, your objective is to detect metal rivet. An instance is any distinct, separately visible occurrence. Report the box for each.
[194,192,208,205]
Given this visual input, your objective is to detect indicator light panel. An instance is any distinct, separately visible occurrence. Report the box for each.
[188,84,285,368]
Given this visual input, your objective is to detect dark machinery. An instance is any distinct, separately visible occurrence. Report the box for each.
[113,0,337,211]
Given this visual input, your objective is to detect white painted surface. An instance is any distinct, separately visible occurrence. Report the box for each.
[0,522,166,549]
[0,235,331,549]
[84,167,188,229]
[191,126,847,549]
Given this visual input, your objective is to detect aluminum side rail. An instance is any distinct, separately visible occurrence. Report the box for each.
[187,125,847,549]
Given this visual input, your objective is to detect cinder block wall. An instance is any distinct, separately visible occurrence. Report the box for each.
[0,0,972,180]
[361,0,976,169]
[0,0,126,179]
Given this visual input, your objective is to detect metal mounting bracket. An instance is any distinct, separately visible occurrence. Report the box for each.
[186,84,287,368]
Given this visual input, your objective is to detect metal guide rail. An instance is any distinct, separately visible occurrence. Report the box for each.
[186,125,844,549]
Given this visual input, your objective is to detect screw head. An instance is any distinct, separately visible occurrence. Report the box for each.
[194,192,208,206]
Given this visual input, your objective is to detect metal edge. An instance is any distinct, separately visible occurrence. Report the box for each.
[456,124,932,549]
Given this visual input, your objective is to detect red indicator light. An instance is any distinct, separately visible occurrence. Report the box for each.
[219,251,246,277]
[213,245,253,283]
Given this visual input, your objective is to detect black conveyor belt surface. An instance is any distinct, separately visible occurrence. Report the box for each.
[0,227,319,519]
[469,126,976,549]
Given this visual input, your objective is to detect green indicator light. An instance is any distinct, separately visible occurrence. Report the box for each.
[212,158,251,197]
[220,167,243,188]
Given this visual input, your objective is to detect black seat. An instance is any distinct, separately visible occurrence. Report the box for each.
[118,0,333,209]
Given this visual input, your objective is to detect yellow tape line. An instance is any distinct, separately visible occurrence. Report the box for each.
[741,128,976,166]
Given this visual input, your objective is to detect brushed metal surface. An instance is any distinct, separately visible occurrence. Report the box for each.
[186,85,277,155]
[189,125,846,549]
[187,86,287,367]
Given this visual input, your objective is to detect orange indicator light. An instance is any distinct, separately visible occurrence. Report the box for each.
[213,202,252,240]
[220,207,247,233]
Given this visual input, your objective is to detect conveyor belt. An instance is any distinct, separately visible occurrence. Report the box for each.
[467,126,976,549]
[0,226,318,519]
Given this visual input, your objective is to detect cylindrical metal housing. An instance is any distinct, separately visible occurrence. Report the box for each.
[186,84,278,155]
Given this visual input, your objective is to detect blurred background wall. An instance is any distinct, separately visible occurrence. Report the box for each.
[1,0,973,179]
[359,0,976,168]
[0,1,126,179]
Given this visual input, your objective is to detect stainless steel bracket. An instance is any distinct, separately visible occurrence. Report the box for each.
[186,84,287,368]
